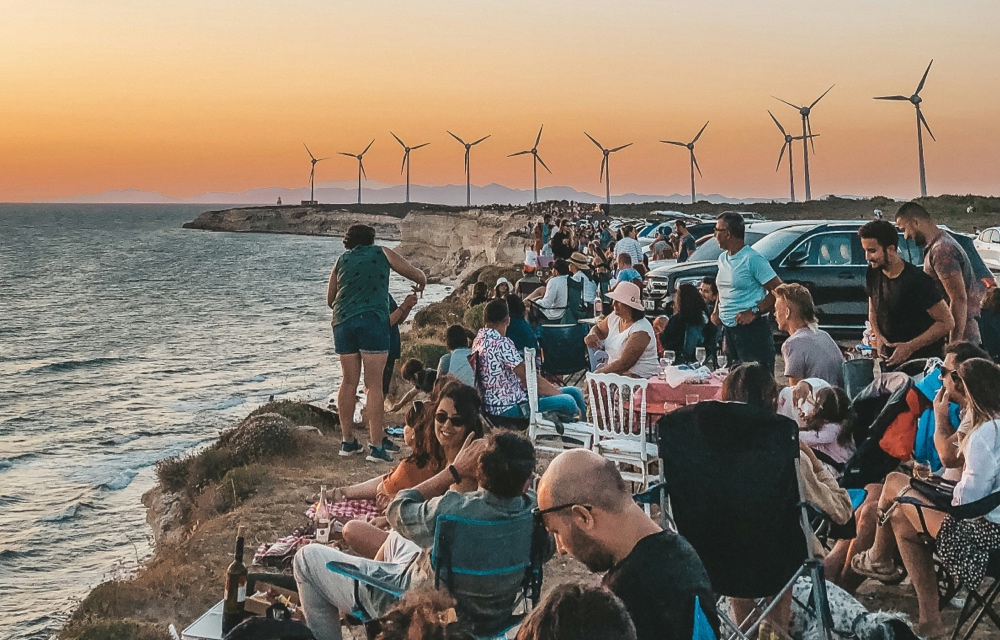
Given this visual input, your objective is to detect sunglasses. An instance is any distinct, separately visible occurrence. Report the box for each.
[434,412,466,427]
[940,367,961,383]
[532,503,593,517]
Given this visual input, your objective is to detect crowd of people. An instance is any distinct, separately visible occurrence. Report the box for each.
[300,201,1000,640]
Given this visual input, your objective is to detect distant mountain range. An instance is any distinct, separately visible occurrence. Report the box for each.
[45,183,791,206]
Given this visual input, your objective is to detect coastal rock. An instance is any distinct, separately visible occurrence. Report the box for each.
[141,486,189,548]
[395,208,531,284]
[218,412,295,465]
[182,205,402,240]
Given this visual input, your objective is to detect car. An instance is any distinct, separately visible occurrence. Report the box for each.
[642,220,995,337]
[974,227,1000,272]
[638,221,715,248]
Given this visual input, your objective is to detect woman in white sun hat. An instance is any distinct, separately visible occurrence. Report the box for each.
[494,277,512,299]
[583,281,659,378]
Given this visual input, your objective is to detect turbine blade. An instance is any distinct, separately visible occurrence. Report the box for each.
[660,140,686,147]
[471,135,490,145]
[400,151,407,175]
[535,124,544,148]
[447,131,466,145]
[918,108,936,142]
[317,157,329,161]
[362,139,375,155]
[768,110,787,136]
[508,150,532,157]
[772,96,803,110]
[412,142,430,149]
[537,154,552,174]
[691,121,709,144]
[465,149,469,173]
[776,142,787,172]
[304,143,316,160]
[806,117,816,153]
[691,151,703,178]
[360,160,367,180]
[390,131,405,148]
[584,132,604,150]
[916,59,933,95]
[610,142,633,153]
[809,84,835,109]
[599,156,606,183]
[873,95,910,101]
[338,152,355,157]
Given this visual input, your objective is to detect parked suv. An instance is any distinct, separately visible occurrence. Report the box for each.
[642,220,995,336]
[974,227,1000,272]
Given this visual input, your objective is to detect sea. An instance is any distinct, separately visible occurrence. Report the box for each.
[0,204,450,640]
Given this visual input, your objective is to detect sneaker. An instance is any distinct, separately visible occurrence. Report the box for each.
[339,439,363,456]
[366,445,393,463]
[381,436,400,453]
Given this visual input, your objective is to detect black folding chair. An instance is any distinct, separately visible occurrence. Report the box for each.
[538,323,588,386]
[645,401,834,640]
[895,487,1000,640]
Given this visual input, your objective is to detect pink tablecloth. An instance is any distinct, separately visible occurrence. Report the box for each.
[636,374,724,420]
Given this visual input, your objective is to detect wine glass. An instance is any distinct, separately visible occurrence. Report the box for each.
[664,350,676,367]
[695,347,707,367]
[716,354,728,371]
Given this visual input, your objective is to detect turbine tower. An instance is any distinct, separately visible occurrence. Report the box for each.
[874,60,936,198]
[584,132,632,209]
[768,111,818,203]
[661,121,709,205]
[391,132,429,204]
[773,85,834,201]
[447,131,490,207]
[338,139,375,205]
[303,144,327,204]
[508,125,551,204]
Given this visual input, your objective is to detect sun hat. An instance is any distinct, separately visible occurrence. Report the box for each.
[495,277,512,290]
[569,252,590,268]
[606,281,644,311]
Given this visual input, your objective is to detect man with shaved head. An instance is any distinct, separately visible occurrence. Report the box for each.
[537,449,718,640]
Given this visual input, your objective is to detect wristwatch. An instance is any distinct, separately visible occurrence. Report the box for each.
[448,464,462,484]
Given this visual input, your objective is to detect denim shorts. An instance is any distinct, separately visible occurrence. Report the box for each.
[333,311,390,355]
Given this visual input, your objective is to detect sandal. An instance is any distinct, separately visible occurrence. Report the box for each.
[850,549,907,584]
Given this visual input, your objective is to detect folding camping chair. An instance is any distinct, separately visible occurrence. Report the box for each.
[524,348,593,453]
[644,400,834,640]
[586,373,658,496]
[327,513,543,640]
[538,323,588,386]
[894,487,1000,640]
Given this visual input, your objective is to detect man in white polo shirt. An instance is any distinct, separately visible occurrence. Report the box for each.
[711,212,783,374]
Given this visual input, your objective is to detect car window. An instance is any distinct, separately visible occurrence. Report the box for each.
[688,232,765,262]
[991,229,1000,244]
[750,229,804,260]
[786,232,854,266]
[897,235,923,265]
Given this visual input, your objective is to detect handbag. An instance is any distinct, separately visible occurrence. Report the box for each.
[909,475,956,510]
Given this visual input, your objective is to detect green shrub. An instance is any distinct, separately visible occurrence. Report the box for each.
[463,303,487,331]
[413,299,465,330]
[218,413,296,466]
[155,456,191,493]
[249,400,339,433]
[400,341,448,370]
[215,464,268,513]
[189,447,235,488]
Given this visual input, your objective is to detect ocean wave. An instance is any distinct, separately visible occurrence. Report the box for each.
[0,494,24,506]
[96,469,138,491]
[0,547,38,562]
[23,356,125,375]
[98,433,142,446]
[0,453,36,471]
[40,501,99,523]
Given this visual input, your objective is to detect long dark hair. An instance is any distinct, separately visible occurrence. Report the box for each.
[421,381,486,465]
[721,362,779,412]
[674,282,708,324]
[803,386,853,446]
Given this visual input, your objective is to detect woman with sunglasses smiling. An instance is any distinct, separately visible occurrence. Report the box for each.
[852,357,1000,639]
[337,381,486,559]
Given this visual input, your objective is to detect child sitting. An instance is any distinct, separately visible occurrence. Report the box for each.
[798,385,855,476]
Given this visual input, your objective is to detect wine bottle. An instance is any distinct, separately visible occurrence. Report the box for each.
[222,525,249,633]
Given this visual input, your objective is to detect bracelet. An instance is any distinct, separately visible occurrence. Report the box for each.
[448,464,462,484]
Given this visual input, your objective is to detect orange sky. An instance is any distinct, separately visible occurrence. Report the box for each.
[1,1,998,202]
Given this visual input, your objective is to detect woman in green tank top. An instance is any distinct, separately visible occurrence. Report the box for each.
[326,224,427,462]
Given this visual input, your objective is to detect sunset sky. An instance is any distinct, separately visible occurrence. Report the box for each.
[1,1,998,202]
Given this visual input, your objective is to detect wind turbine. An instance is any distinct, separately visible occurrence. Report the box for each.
[391,132,429,204]
[303,144,327,204]
[584,132,632,209]
[508,125,551,204]
[773,85,834,201]
[768,111,819,203]
[338,139,375,204]
[874,60,936,198]
[447,131,490,207]
[660,121,709,205]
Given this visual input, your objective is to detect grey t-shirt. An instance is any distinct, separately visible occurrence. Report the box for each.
[924,233,983,344]
[782,327,845,387]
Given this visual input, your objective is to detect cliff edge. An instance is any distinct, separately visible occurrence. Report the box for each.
[182,205,404,240]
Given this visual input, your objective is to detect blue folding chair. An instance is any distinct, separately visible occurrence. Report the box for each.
[327,512,542,639]
[538,323,588,385]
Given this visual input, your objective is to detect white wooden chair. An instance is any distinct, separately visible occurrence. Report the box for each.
[524,348,593,453]
[585,372,659,493]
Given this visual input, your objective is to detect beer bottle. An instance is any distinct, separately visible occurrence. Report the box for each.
[222,525,248,633]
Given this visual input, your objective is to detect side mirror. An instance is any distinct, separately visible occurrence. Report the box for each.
[786,250,808,267]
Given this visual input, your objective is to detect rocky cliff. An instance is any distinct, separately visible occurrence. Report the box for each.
[395,208,532,284]
[182,205,403,240]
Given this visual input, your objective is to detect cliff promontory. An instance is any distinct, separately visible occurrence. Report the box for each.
[182,204,404,240]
